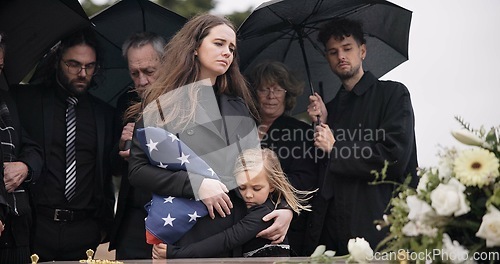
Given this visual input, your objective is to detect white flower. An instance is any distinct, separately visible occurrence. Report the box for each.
[442,233,474,264]
[438,156,454,181]
[454,148,500,187]
[430,178,470,217]
[451,129,484,147]
[347,237,373,263]
[417,171,430,194]
[402,221,438,237]
[402,221,419,236]
[476,205,500,247]
[406,195,435,223]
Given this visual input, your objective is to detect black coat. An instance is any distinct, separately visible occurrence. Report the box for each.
[305,72,418,255]
[261,114,318,191]
[260,114,318,256]
[0,88,43,248]
[128,90,261,257]
[108,90,153,258]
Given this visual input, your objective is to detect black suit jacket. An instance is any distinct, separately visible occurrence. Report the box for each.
[12,83,116,240]
[0,88,43,246]
[108,90,151,253]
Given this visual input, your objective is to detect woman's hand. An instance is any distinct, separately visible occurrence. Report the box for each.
[256,209,293,244]
[199,178,233,219]
[152,243,167,259]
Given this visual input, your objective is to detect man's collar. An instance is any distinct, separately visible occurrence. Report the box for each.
[347,71,377,96]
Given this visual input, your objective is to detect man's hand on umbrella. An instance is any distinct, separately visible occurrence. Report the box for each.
[314,123,335,153]
[199,178,233,219]
[119,122,135,160]
[308,92,327,124]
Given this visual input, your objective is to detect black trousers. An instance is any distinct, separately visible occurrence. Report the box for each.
[0,214,31,264]
[32,212,101,262]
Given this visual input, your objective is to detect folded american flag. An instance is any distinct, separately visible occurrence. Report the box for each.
[137,126,219,244]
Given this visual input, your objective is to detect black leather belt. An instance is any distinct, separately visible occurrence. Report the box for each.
[37,206,91,222]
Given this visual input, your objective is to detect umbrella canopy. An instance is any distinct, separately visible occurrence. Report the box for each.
[237,0,411,115]
[90,0,187,107]
[0,0,90,90]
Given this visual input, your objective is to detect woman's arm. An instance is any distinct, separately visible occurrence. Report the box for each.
[128,120,232,217]
[128,120,201,198]
[164,202,274,258]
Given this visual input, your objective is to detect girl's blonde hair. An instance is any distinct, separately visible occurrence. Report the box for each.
[234,148,314,214]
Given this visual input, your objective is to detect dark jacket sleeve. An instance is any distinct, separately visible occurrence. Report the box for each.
[16,128,44,182]
[5,89,44,182]
[166,201,273,258]
[128,120,204,198]
[0,180,8,222]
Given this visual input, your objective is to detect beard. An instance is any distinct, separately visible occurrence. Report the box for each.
[57,68,91,96]
[334,63,361,81]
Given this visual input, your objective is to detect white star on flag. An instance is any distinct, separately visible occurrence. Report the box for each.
[207,168,215,177]
[146,139,159,154]
[168,133,180,142]
[157,162,168,169]
[163,196,175,203]
[177,152,190,165]
[188,211,202,222]
[162,214,175,227]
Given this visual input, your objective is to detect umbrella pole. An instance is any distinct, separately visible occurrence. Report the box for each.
[296,27,321,125]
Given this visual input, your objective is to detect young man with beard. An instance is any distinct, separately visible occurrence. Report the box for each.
[305,18,418,255]
[12,29,115,262]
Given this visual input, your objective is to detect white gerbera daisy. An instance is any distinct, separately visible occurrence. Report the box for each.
[453,148,499,187]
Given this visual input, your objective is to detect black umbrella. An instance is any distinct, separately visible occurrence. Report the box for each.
[0,0,90,90]
[237,0,411,115]
[89,0,187,107]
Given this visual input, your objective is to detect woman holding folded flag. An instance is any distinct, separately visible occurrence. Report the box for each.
[126,13,293,258]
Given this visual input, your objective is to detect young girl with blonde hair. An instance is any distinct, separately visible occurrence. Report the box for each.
[156,147,314,258]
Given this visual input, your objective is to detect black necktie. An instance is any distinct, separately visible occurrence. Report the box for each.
[65,96,78,201]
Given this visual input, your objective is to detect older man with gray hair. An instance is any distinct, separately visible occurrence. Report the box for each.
[109,31,166,260]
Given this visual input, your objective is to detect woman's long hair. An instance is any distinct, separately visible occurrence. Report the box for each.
[126,13,258,125]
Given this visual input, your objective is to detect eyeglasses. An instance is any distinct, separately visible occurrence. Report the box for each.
[256,87,287,96]
[63,60,98,75]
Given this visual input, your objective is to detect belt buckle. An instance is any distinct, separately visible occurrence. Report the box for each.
[54,209,73,222]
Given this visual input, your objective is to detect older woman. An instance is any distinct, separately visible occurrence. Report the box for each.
[248,61,319,256]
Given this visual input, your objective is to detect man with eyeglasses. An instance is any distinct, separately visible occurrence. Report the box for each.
[12,29,116,262]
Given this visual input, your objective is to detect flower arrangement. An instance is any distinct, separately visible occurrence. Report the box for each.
[374,117,500,263]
